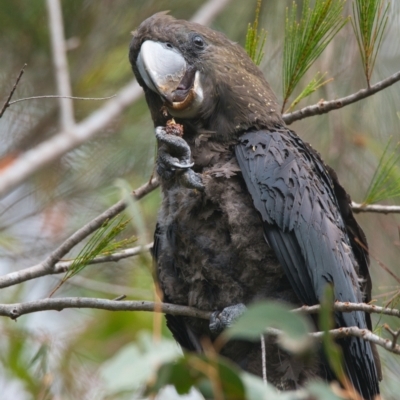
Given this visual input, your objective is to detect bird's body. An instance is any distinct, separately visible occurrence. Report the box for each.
[129,13,381,398]
[153,127,321,388]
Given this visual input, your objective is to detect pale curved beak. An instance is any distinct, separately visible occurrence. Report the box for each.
[136,40,187,101]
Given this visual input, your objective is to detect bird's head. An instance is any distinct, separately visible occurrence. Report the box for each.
[129,13,283,140]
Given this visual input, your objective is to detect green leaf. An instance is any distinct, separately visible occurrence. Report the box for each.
[241,372,280,400]
[245,0,267,66]
[99,332,181,396]
[363,137,400,204]
[225,301,313,354]
[305,381,344,400]
[283,0,348,111]
[148,353,246,400]
[352,0,390,86]
[154,360,195,395]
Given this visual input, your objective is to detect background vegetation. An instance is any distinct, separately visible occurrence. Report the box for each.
[0,0,399,399]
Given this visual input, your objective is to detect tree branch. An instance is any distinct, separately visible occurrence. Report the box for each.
[0,297,211,320]
[0,64,26,118]
[309,326,400,355]
[1,297,399,356]
[294,301,400,319]
[283,70,400,125]
[0,178,158,289]
[0,0,231,199]
[46,0,75,130]
[351,202,400,214]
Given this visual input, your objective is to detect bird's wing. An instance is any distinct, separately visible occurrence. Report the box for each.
[235,128,379,398]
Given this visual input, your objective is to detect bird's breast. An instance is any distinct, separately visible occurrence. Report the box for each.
[156,154,299,312]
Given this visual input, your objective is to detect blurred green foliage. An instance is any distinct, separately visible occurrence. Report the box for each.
[0,0,400,399]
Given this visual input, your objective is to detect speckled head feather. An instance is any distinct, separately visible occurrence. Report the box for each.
[129,13,283,140]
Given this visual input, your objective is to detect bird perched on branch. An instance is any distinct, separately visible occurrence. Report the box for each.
[129,12,381,398]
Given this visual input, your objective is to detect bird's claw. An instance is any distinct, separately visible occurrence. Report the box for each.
[155,126,204,190]
[171,161,194,169]
[209,303,247,334]
[181,168,204,190]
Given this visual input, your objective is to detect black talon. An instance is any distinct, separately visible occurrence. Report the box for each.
[171,161,194,169]
[209,303,247,334]
[180,169,204,190]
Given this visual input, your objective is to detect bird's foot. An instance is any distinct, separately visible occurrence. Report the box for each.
[155,126,204,190]
[209,303,247,334]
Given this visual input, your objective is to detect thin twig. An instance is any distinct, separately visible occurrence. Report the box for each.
[351,202,400,214]
[383,324,400,349]
[264,325,400,356]
[54,242,153,272]
[9,95,116,105]
[354,237,400,285]
[46,0,75,130]
[293,301,400,319]
[0,0,231,199]
[62,275,151,298]
[283,70,400,125]
[260,334,267,384]
[0,178,159,289]
[113,295,126,301]
[0,64,26,118]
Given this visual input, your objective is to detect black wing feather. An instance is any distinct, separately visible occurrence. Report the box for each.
[235,128,379,399]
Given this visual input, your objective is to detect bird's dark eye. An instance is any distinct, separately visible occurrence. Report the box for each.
[192,35,205,49]
[165,42,173,49]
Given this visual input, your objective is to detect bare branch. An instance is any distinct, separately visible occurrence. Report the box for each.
[46,0,75,130]
[0,64,26,118]
[351,202,400,214]
[283,70,400,125]
[294,301,400,319]
[0,296,399,356]
[0,0,231,199]
[0,297,211,320]
[309,326,400,356]
[0,178,159,289]
[265,326,400,356]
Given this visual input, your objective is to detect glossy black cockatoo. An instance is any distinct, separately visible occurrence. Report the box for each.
[129,13,381,398]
